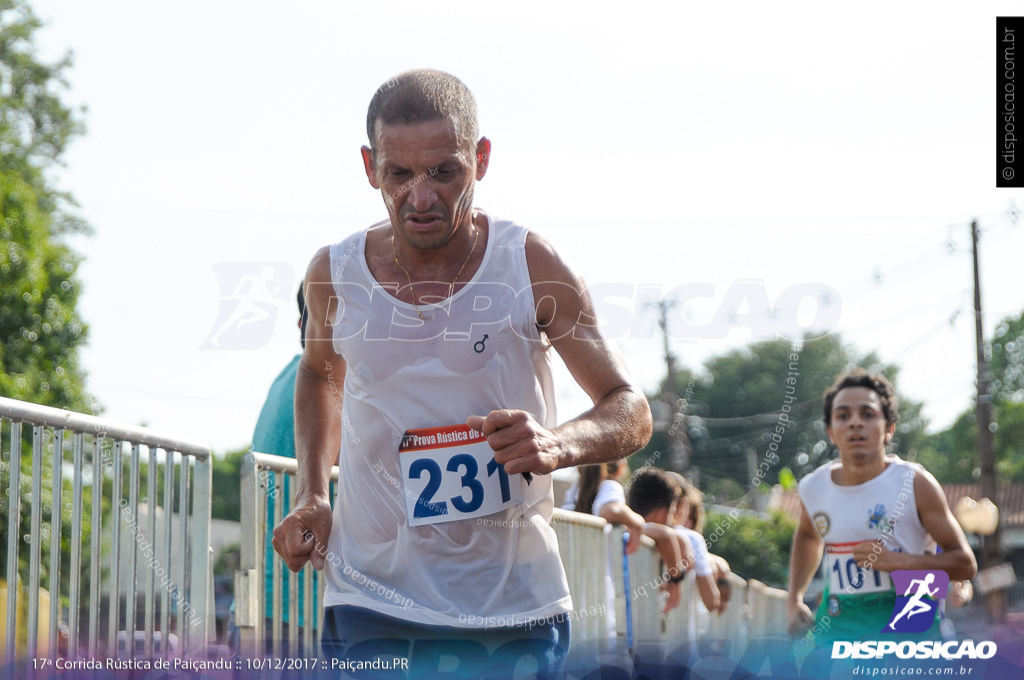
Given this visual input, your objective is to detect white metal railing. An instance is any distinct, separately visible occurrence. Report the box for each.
[616,524,663,647]
[0,396,213,664]
[662,571,698,655]
[746,579,789,639]
[703,572,749,655]
[549,507,611,644]
[236,454,787,663]
[235,451,337,658]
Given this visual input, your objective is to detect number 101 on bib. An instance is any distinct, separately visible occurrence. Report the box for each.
[399,424,524,527]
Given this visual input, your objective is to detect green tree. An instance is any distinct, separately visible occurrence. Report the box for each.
[639,332,927,498]
[917,398,1024,484]
[0,0,91,410]
[211,448,247,521]
[915,411,977,483]
[0,0,94,625]
[991,310,1024,404]
[916,307,1024,483]
[703,510,796,589]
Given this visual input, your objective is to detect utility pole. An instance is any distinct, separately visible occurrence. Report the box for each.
[653,299,689,471]
[657,299,678,397]
[972,218,1005,620]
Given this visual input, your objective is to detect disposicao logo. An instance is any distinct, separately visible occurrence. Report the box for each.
[831,569,998,661]
[883,569,948,634]
[831,640,997,660]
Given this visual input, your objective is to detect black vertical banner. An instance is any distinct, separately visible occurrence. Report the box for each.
[998,17,1024,187]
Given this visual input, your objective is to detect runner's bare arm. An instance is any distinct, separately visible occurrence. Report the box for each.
[787,502,823,635]
[272,247,343,572]
[467,232,652,476]
[851,468,976,580]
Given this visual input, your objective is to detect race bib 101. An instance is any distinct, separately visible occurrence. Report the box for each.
[399,424,524,527]
[826,541,893,595]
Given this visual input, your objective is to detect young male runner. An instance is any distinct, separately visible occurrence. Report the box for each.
[786,369,976,642]
[272,69,652,676]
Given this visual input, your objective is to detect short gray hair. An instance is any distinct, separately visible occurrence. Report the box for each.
[366,69,478,161]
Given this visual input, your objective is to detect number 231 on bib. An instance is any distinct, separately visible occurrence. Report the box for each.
[399,424,524,527]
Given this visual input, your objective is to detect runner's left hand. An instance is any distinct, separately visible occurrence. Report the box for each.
[852,539,899,571]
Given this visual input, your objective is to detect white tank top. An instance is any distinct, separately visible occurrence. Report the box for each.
[321,215,573,626]
[798,456,936,597]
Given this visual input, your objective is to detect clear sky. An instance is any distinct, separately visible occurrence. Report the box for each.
[27,0,1024,455]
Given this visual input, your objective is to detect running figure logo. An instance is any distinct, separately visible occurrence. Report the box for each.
[883,570,949,634]
[200,261,295,350]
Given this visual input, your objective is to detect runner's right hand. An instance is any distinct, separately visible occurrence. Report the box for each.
[272,498,333,571]
[786,600,814,636]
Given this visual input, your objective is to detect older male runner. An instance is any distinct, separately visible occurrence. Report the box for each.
[272,69,652,676]
[787,369,976,644]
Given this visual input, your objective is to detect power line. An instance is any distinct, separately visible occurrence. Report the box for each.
[92,381,263,407]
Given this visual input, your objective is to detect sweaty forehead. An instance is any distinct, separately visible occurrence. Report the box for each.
[831,386,882,412]
[373,117,468,163]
